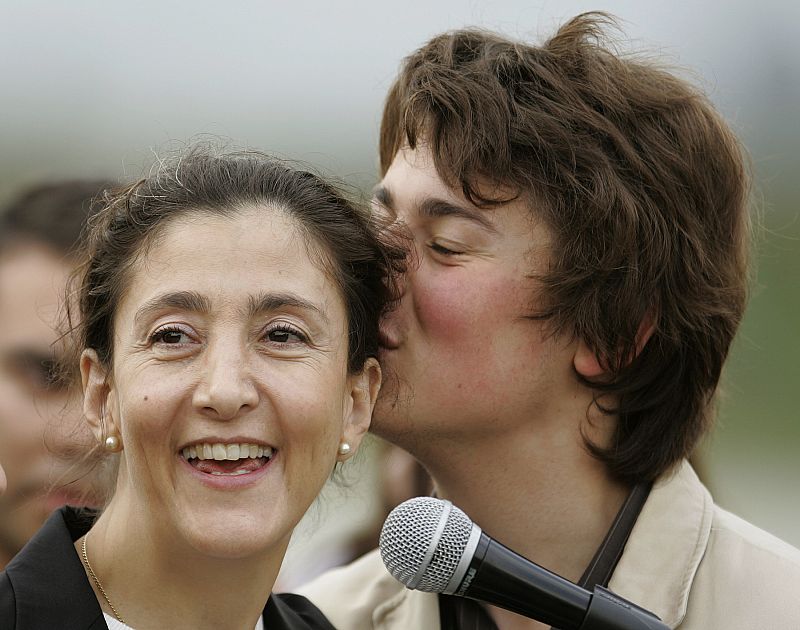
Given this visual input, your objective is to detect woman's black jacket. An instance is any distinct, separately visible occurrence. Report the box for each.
[0,507,334,629]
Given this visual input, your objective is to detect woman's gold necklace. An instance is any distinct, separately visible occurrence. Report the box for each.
[81,535,126,624]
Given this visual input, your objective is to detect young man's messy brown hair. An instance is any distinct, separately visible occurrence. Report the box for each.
[379,12,752,484]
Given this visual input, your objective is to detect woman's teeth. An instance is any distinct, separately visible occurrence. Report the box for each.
[181,443,274,462]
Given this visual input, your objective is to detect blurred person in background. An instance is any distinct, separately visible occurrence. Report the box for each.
[0,180,110,568]
[300,13,800,630]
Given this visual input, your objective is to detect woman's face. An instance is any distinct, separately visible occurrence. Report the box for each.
[82,206,376,559]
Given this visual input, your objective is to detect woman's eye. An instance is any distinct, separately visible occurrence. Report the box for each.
[150,328,191,345]
[265,325,307,344]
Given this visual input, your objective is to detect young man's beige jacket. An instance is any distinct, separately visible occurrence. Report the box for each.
[298,461,800,629]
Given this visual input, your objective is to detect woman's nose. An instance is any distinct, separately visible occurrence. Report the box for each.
[192,342,258,420]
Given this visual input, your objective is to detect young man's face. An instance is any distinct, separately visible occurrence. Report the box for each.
[0,245,93,562]
[372,145,581,454]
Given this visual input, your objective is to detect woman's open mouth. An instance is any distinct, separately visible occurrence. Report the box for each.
[180,442,274,477]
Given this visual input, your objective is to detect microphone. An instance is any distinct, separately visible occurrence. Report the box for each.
[379,497,669,630]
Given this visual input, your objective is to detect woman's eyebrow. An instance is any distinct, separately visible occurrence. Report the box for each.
[247,292,328,323]
[134,291,210,326]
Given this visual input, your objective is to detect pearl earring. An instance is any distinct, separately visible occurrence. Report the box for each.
[104,435,122,452]
[338,442,352,457]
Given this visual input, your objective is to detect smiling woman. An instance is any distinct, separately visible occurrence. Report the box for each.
[0,147,401,630]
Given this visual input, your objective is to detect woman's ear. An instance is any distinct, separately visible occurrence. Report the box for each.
[338,358,381,461]
[80,349,114,442]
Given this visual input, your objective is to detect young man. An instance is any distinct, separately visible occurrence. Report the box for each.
[299,13,800,630]
[0,180,110,568]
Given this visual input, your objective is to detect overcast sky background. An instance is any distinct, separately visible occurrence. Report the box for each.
[2,0,799,199]
[2,0,799,545]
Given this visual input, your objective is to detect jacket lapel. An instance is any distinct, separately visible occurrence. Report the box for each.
[609,461,713,628]
[5,508,107,629]
[372,579,440,629]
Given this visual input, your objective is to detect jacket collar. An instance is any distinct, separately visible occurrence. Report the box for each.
[372,582,440,629]
[5,507,107,629]
[609,461,713,628]
[366,461,712,629]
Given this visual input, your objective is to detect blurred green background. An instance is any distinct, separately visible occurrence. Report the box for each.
[1,0,798,549]
[710,176,800,545]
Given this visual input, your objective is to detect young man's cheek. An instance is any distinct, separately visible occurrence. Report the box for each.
[413,268,500,337]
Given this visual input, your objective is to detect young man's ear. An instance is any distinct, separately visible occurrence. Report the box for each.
[80,348,114,442]
[338,358,382,461]
[573,309,657,379]
[573,340,606,379]
[632,308,657,359]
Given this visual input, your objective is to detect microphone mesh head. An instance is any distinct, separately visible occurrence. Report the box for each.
[379,497,474,593]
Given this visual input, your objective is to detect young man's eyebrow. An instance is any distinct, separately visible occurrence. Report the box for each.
[418,198,497,233]
[373,185,496,233]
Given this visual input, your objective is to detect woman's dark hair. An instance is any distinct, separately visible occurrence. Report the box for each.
[380,13,752,484]
[69,146,401,378]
